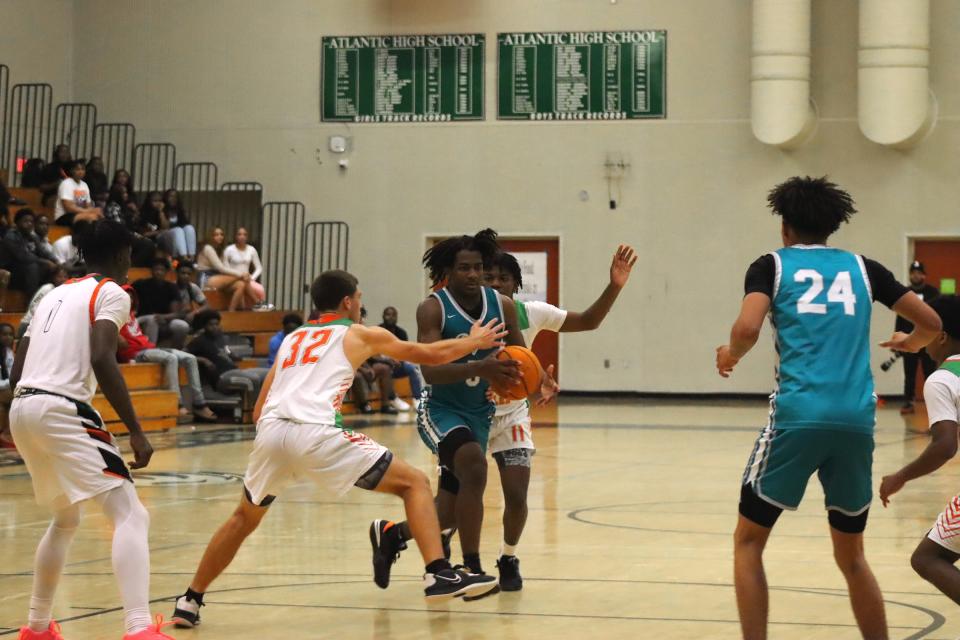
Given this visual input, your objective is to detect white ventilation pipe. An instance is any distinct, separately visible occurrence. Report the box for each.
[859,0,936,149]
[751,0,816,149]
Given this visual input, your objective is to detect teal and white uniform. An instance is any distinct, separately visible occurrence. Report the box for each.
[417,286,505,456]
[743,246,879,516]
[924,355,960,552]
[489,300,566,459]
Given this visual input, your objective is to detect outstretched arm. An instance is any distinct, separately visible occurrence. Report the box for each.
[716,293,770,378]
[561,245,637,332]
[880,291,942,353]
[352,320,506,367]
[880,420,958,506]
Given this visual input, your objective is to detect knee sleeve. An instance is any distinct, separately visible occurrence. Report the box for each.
[738,483,782,529]
[96,483,150,531]
[436,427,478,472]
[828,509,869,534]
[439,467,460,495]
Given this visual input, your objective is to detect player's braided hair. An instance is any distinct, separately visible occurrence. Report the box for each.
[422,228,501,287]
[74,218,132,265]
[495,252,523,291]
[767,176,856,240]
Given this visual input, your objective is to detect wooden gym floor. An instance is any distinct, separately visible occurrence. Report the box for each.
[0,398,956,639]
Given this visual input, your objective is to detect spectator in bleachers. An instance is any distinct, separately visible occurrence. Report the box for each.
[175,262,210,326]
[111,168,137,203]
[198,227,253,312]
[51,222,85,275]
[40,144,71,195]
[4,209,57,300]
[17,265,67,339]
[349,307,398,415]
[133,258,190,349]
[54,160,101,225]
[118,285,217,422]
[140,191,179,257]
[85,156,109,203]
[224,227,269,310]
[0,323,15,447]
[267,313,304,366]
[33,214,57,262]
[379,305,424,410]
[162,189,197,261]
[105,184,156,267]
[187,310,270,401]
[20,159,45,190]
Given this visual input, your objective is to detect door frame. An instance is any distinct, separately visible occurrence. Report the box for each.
[904,232,960,280]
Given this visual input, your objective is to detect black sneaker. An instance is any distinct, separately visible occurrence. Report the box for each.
[359,403,375,415]
[497,555,523,591]
[370,519,407,589]
[441,528,456,561]
[424,566,498,602]
[380,405,399,415]
[172,594,202,628]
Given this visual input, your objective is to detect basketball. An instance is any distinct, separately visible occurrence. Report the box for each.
[492,345,542,401]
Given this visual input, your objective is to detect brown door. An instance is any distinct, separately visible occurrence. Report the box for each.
[910,240,960,398]
[498,238,561,376]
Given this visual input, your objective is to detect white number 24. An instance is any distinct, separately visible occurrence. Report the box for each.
[794,269,857,316]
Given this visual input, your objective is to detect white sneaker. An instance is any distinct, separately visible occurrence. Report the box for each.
[391,397,411,411]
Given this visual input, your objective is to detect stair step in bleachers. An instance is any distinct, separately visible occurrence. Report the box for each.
[93,389,179,433]
[8,188,44,209]
[220,310,285,333]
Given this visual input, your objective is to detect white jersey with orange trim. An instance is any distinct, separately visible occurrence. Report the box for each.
[494,299,567,416]
[19,274,130,404]
[259,314,357,427]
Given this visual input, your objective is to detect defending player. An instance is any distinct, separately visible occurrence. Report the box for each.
[11,219,172,640]
[171,270,502,628]
[879,296,960,603]
[716,176,941,640]
[370,230,557,591]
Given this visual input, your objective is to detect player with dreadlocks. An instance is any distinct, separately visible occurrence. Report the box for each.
[369,229,555,594]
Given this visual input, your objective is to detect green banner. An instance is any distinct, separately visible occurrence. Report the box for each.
[497,30,667,121]
[321,34,485,123]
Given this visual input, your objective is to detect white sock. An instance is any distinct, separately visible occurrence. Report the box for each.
[28,507,80,631]
[95,483,153,635]
[501,542,518,557]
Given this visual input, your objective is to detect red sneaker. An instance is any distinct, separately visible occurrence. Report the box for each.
[121,615,175,640]
[18,621,65,640]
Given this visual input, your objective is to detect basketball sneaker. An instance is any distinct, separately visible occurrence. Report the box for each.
[18,621,65,640]
[370,519,407,588]
[121,615,175,639]
[497,555,523,591]
[424,566,498,602]
[171,594,202,628]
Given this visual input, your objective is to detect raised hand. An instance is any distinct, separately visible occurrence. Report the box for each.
[610,244,638,288]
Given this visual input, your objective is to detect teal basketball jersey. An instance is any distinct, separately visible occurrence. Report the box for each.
[769,246,876,432]
[427,286,504,412]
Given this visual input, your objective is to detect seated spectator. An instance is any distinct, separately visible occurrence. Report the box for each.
[349,307,398,415]
[105,184,156,267]
[175,262,210,326]
[0,323,15,447]
[40,144,71,196]
[198,227,255,311]
[379,305,424,410]
[187,310,270,401]
[4,209,57,300]
[110,168,137,203]
[224,227,269,310]
[140,190,179,257]
[33,214,57,262]
[52,222,84,276]
[20,158,46,189]
[267,313,304,366]
[85,156,109,203]
[118,285,217,422]
[17,265,67,338]
[54,160,101,225]
[133,258,190,349]
[162,189,198,261]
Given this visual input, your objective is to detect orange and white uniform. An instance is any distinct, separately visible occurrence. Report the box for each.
[10,275,132,508]
[243,314,390,505]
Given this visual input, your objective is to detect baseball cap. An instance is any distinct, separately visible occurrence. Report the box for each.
[909,260,925,273]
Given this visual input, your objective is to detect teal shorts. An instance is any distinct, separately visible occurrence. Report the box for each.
[417,401,493,456]
[742,427,874,515]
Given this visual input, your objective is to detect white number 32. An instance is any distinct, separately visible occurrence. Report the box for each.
[794,269,857,316]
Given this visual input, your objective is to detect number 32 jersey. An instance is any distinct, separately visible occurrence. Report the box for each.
[744,246,909,433]
[259,315,356,427]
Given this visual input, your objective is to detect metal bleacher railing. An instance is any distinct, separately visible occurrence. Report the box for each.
[133,142,176,193]
[93,122,136,181]
[301,220,350,312]
[0,64,8,180]
[2,83,53,186]
[53,103,97,162]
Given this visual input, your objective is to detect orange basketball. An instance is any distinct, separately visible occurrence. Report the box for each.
[492,346,542,401]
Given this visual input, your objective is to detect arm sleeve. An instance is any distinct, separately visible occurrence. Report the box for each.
[95,283,132,330]
[249,246,263,280]
[925,371,960,427]
[744,255,775,298]
[862,257,910,308]
[527,301,568,333]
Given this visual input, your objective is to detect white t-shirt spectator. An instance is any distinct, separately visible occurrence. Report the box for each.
[52,235,78,264]
[54,178,92,223]
[223,244,263,280]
